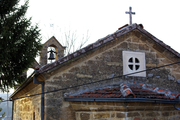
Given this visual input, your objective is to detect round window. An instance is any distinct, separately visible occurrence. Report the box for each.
[128,57,140,71]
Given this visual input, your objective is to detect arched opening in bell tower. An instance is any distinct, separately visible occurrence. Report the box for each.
[47,45,58,64]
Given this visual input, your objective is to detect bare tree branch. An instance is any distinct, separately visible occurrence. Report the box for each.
[63,29,90,55]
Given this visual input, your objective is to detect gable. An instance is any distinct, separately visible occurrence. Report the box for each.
[41,25,180,100]
[43,36,65,49]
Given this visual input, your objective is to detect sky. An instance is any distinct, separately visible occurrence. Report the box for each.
[24,0,180,53]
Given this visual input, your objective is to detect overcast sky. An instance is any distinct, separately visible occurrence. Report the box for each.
[24,0,180,53]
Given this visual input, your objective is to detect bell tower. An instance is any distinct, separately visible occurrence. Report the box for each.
[39,36,66,66]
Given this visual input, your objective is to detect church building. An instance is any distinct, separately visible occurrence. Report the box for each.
[10,22,180,120]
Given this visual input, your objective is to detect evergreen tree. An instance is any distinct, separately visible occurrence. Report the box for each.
[0,0,42,92]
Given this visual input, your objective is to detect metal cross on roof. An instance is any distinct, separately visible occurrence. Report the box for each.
[125,7,135,25]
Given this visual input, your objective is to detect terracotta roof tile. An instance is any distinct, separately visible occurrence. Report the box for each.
[68,83,179,100]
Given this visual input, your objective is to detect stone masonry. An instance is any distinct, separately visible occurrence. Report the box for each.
[68,101,180,120]
[13,84,41,120]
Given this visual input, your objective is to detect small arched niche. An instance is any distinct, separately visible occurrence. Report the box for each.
[47,45,58,63]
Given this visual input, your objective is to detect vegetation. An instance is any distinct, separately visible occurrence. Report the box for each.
[0,0,42,92]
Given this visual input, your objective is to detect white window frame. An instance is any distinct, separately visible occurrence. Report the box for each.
[123,51,146,77]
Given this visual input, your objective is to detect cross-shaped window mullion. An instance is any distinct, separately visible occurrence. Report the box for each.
[128,57,140,71]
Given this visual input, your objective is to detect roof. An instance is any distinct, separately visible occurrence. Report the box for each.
[65,83,180,103]
[37,23,180,74]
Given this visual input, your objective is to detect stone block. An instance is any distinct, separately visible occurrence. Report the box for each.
[128,43,139,50]
[107,62,120,66]
[97,106,114,111]
[146,112,160,117]
[63,73,75,79]
[140,35,148,42]
[127,112,140,117]
[102,50,113,56]
[153,107,160,111]
[80,113,90,120]
[103,56,112,62]
[71,101,82,104]
[134,118,141,120]
[160,106,174,111]
[116,102,126,106]
[133,30,142,38]
[153,44,165,53]
[113,50,122,58]
[87,101,95,105]
[106,102,115,106]
[145,106,154,111]
[135,107,145,111]
[127,106,136,111]
[96,102,107,105]
[71,105,90,111]
[111,112,115,118]
[132,37,140,43]
[139,43,149,51]
[116,113,125,118]
[114,106,127,111]
[126,38,131,42]
[126,102,140,106]
[162,112,169,117]
[76,74,92,78]
[46,98,62,107]
[117,42,128,49]
[94,113,110,119]
[110,56,121,62]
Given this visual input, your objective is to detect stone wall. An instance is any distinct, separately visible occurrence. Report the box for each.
[13,84,41,120]
[43,30,180,119]
[68,101,180,120]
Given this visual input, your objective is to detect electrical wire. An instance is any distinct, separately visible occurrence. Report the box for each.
[1,61,180,103]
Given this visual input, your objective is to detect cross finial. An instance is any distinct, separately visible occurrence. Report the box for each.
[125,7,135,25]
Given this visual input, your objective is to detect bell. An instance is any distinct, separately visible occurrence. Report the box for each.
[48,49,55,60]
